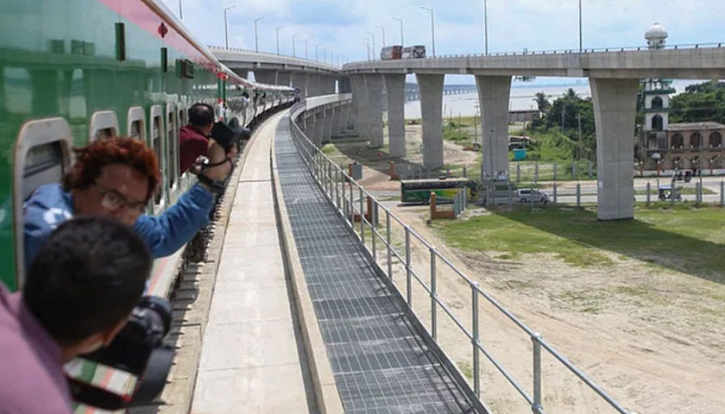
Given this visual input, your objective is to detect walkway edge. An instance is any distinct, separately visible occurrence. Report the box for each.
[270,129,345,414]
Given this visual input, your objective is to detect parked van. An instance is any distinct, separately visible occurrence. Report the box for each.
[516,189,549,203]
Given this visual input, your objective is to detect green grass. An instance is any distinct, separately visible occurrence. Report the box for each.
[634,187,715,195]
[432,205,725,283]
[321,144,336,155]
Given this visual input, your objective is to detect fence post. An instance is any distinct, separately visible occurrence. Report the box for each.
[530,183,534,207]
[463,165,468,178]
[535,162,539,182]
[572,162,577,180]
[588,160,593,178]
[576,183,581,207]
[646,182,650,206]
[516,163,521,182]
[430,247,437,340]
[532,333,543,413]
[696,182,702,205]
[386,211,392,280]
[671,184,676,208]
[472,283,480,397]
[405,226,412,306]
[508,183,513,207]
[359,187,365,244]
[553,163,558,182]
[721,181,724,207]
[553,183,558,204]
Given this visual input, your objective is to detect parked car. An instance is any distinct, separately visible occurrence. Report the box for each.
[516,189,549,203]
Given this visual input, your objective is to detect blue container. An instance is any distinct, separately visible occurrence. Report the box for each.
[513,149,527,161]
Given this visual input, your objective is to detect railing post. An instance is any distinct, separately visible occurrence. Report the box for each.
[342,172,347,219]
[327,161,332,197]
[349,179,354,225]
[335,167,340,208]
[646,182,650,206]
[386,210,392,280]
[576,183,581,207]
[430,246,437,340]
[405,225,412,306]
[553,183,558,204]
[532,333,543,414]
[472,283,480,397]
[721,180,724,207]
[371,198,377,262]
[359,186,365,244]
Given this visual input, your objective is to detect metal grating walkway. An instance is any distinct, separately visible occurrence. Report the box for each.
[274,117,479,414]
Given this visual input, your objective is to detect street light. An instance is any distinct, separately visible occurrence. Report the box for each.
[324,48,328,63]
[293,33,300,57]
[392,17,404,45]
[254,16,264,53]
[224,6,237,49]
[377,25,386,48]
[276,26,284,55]
[367,31,376,59]
[483,0,489,55]
[362,39,370,61]
[315,43,322,61]
[420,6,435,57]
[579,0,583,53]
[305,39,309,59]
[178,0,183,19]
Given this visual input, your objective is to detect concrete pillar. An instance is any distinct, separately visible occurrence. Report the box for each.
[332,105,343,137]
[254,70,277,85]
[417,74,445,169]
[341,103,351,132]
[313,111,325,148]
[384,74,406,158]
[350,75,367,134]
[476,75,512,177]
[590,78,639,221]
[293,72,308,97]
[323,108,335,144]
[232,69,249,80]
[365,74,385,148]
[277,71,291,87]
[307,74,321,97]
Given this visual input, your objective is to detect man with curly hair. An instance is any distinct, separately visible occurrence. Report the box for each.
[23,136,235,268]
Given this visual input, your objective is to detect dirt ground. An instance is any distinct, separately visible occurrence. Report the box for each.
[329,126,725,414]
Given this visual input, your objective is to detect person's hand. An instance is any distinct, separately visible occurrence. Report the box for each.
[202,141,237,181]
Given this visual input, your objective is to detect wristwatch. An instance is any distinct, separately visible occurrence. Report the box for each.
[197,174,226,195]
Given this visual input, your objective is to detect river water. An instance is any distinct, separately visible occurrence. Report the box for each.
[403,79,697,119]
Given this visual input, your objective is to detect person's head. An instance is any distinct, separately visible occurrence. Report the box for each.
[189,103,215,135]
[23,217,152,361]
[63,137,160,225]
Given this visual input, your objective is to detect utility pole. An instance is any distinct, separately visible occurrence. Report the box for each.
[224,5,236,49]
[420,7,436,57]
[377,25,386,48]
[276,26,284,55]
[254,16,264,53]
[392,17,404,45]
[483,0,489,55]
[579,0,583,52]
[367,31,376,59]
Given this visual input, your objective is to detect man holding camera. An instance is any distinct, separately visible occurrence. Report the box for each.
[179,103,215,175]
[0,218,151,414]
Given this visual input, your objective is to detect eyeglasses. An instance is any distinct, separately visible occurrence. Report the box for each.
[94,183,147,217]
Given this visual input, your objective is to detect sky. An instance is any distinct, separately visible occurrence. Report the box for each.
[161,0,725,84]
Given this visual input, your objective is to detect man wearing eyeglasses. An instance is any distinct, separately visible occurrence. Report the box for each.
[23,136,235,268]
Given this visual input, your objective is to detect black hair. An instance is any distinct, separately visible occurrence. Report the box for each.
[188,103,215,128]
[23,217,152,346]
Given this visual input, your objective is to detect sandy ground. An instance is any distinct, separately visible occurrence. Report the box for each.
[327,126,725,414]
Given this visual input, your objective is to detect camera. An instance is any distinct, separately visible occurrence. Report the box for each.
[68,296,175,410]
[211,117,251,152]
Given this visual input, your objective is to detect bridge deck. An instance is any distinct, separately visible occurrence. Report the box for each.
[274,114,479,413]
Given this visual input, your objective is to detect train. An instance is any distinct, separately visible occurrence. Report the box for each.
[0,0,297,293]
[380,45,427,60]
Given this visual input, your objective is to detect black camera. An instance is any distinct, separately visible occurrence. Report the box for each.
[68,296,175,410]
[211,117,251,152]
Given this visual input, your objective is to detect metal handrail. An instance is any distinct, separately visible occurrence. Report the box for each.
[286,97,636,414]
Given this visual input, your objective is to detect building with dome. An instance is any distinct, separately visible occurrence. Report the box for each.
[639,23,725,175]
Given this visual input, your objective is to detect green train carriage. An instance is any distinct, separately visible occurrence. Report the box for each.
[0,0,295,291]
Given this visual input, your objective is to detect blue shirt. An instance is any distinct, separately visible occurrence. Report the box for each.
[23,183,214,269]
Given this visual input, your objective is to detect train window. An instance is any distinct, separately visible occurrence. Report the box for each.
[13,118,73,288]
[89,111,119,141]
[127,107,146,140]
[166,104,178,190]
[150,106,165,211]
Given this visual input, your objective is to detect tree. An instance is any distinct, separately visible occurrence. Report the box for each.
[533,92,551,113]
[669,81,725,125]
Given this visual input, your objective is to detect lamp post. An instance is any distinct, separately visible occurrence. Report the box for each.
[377,25,386,48]
[483,0,489,55]
[420,6,435,57]
[579,0,583,53]
[305,39,309,59]
[367,31,376,59]
[292,33,300,57]
[276,26,284,55]
[362,39,370,61]
[178,0,183,19]
[254,16,264,53]
[392,17,404,45]
[324,48,328,64]
[315,43,322,61]
[224,5,237,49]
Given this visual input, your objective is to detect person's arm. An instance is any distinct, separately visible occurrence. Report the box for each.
[23,185,73,269]
[134,183,214,258]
